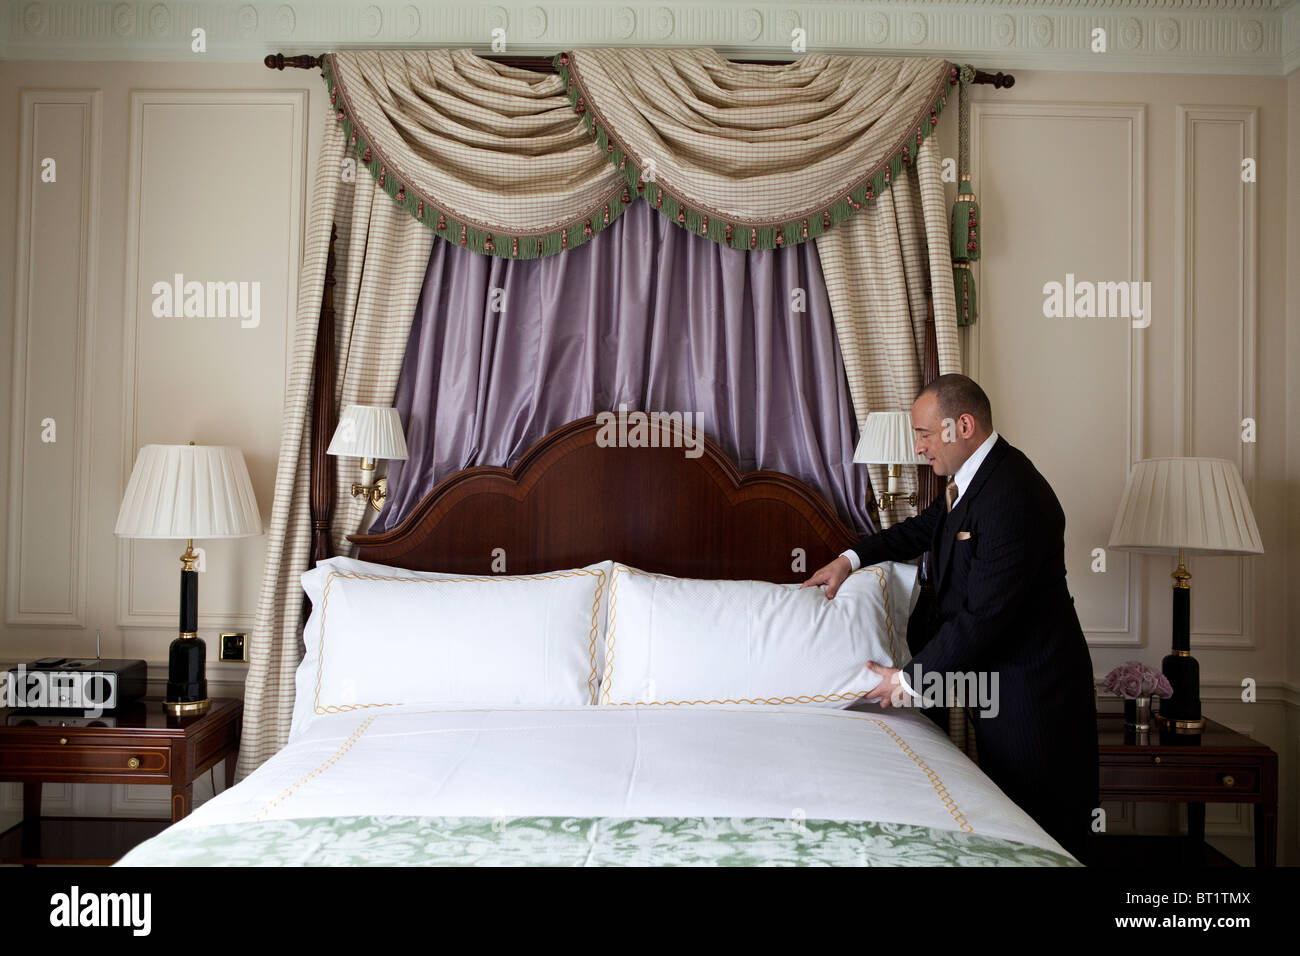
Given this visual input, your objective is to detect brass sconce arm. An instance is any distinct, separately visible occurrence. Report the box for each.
[348,457,389,512]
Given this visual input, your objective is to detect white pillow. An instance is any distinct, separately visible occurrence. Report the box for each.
[292,556,612,739]
[598,561,917,708]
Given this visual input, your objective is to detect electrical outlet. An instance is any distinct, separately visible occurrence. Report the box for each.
[219,632,248,663]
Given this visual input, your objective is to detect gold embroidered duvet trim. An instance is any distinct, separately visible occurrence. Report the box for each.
[313,568,607,714]
[251,715,377,822]
[868,718,972,834]
[610,692,875,707]
[599,564,896,707]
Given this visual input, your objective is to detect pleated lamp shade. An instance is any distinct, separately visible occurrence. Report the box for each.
[115,444,262,539]
[1107,458,1263,557]
[853,411,927,465]
[327,405,408,460]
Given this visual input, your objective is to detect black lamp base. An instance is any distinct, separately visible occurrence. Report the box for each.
[165,632,209,717]
[1162,556,1204,736]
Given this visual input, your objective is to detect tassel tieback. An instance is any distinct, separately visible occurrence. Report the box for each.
[950,185,981,262]
[953,261,978,327]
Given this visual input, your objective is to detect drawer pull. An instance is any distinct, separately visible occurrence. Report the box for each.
[126,756,141,770]
[1153,756,1161,764]
[1222,774,1235,788]
[59,737,67,745]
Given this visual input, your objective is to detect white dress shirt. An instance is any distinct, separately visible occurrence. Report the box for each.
[839,430,999,699]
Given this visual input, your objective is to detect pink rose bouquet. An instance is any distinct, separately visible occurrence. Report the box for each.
[1102,660,1173,700]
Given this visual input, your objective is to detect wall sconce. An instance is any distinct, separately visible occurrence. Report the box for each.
[854,411,927,517]
[326,405,408,512]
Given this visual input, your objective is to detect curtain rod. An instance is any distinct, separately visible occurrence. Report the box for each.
[264,53,1014,88]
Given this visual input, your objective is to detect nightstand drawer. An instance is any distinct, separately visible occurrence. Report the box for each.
[0,742,170,779]
[1100,755,1260,796]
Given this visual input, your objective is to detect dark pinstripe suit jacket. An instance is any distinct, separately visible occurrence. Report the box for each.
[851,434,1099,853]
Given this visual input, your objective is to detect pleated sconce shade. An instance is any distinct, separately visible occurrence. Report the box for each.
[326,405,409,460]
[1107,458,1263,557]
[853,411,927,465]
[115,445,262,539]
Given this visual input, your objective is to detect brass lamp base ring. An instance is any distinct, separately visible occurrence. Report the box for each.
[1154,713,1204,734]
[165,698,211,717]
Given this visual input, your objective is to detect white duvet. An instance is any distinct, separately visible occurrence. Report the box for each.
[165,703,1071,860]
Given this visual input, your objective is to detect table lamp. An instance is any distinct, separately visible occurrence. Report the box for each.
[115,443,262,716]
[327,404,408,511]
[854,411,928,516]
[1107,457,1263,735]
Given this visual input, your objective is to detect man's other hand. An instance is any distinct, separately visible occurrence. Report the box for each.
[800,555,852,598]
[862,662,907,708]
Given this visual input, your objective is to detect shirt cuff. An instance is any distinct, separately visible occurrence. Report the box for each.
[896,670,920,699]
[839,548,861,572]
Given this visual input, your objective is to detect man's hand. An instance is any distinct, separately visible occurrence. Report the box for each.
[861,662,909,708]
[800,555,852,598]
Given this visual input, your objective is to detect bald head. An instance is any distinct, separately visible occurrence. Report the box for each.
[910,374,993,477]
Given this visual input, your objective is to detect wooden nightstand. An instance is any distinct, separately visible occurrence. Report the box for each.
[0,697,241,865]
[1095,705,1277,867]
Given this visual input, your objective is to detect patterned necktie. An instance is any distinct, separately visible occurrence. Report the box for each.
[945,478,959,512]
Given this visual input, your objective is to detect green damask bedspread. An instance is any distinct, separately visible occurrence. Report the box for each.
[116,815,1080,866]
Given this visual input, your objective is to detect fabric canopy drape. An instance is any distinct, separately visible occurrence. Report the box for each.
[242,48,969,775]
[817,135,962,528]
[370,197,874,538]
[326,47,962,529]
[235,104,434,781]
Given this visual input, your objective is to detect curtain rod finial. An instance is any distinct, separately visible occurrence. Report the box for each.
[973,69,1014,89]
[265,53,323,71]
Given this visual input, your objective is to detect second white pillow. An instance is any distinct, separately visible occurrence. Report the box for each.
[598,562,916,708]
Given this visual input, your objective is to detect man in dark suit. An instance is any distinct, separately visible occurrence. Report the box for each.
[802,374,1099,863]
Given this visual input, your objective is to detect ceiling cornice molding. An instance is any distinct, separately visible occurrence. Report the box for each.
[2,1,1297,76]
[1283,0,1300,71]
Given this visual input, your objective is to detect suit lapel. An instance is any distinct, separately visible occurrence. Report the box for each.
[935,436,1010,592]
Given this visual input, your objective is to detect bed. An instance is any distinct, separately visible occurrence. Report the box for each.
[117,413,1079,867]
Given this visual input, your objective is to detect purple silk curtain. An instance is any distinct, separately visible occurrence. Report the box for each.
[370,198,875,537]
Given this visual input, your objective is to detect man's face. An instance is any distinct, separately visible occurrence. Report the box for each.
[910,392,974,477]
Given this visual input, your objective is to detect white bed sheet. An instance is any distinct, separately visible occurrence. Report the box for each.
[169,704,1070,859]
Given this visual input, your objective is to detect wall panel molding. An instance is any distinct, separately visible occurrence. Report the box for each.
[116,89,305,633]
[6,90,101,628]
[1174,104,1258,650]
[970,101,1145,647]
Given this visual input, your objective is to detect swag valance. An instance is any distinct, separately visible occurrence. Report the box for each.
[324,48,956,257]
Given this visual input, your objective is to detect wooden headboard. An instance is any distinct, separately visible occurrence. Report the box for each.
[347,415,857,581]
[306,224,943,582]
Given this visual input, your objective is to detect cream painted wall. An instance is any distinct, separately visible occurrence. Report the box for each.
[954,69,1295,864]
[0,60,323,820]
[0,56,1295,861]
